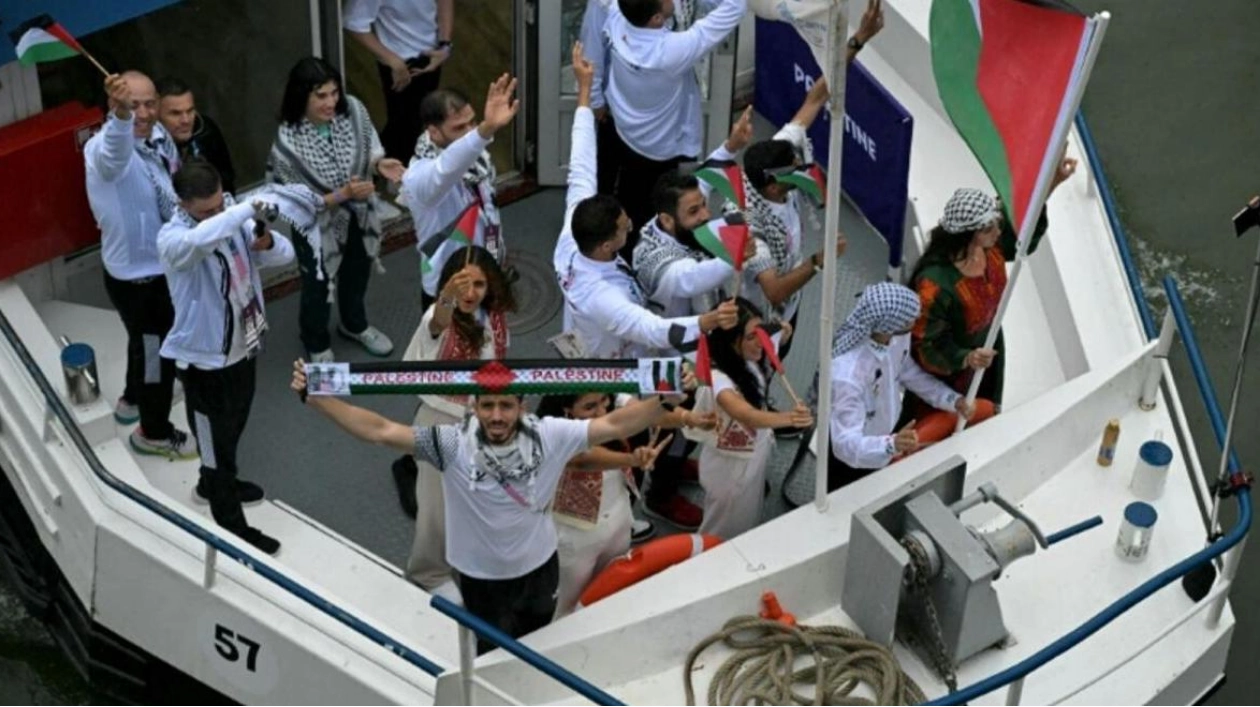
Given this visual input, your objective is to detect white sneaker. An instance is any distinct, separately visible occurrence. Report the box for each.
[309,348,335,364]
[338,324,394,357]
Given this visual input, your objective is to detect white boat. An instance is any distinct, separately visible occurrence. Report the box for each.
[0,1,1248,704]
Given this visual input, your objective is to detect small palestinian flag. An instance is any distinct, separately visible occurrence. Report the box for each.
[419,201,480,274]
[10,15,85,67]
[755,327,784,373]
[693,212,749,269]
[695,159,746,210]
[931,0,1101,238]
[695,333,713,386]
[650,359,679,393]
[773,164,826,207]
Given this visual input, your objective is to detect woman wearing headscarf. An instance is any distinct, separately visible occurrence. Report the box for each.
[268,56,406,362]
[828,283,975,491]
[906,158,1076,416]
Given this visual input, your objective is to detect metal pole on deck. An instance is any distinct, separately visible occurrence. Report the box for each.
[814,0,850,512]
[954,13,1111,432]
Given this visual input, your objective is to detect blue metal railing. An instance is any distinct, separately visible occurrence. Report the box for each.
[0,309,444,678]
[925,115,1252,705]
[430,595,624,705]
[1075,112,1158,339]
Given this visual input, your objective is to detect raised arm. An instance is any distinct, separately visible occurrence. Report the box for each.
[716,389,810,431]
[158,202,255,271]
[662,0,747,71]
[654,258,734,302]
[566,42,599,221]
[87,75,141,183]
[292,359,416,454]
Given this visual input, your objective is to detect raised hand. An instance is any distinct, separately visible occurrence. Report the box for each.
[725,106,754,153]
[105,74,132,118]
[700,299,740,334]
[478,73,520,137]
[572,41,594,91]
[632,433,674,471]
[856,0,885,45]
[1050,156,1078,190]
[787,404,813,429]
[440,268,474,302]
[965,347,997,370]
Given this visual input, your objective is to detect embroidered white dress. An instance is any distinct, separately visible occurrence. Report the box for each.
[697,367,773,539]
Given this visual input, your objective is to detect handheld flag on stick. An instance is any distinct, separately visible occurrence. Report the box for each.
[930,0,1107,434]
[772,164,826,207]
[419,201,480,275]
[756,326,801,406]
[695,333,712,387]
[695,160,746,211]
[693,212,749,296]
[305,358,687,397]
[10,15,109,76]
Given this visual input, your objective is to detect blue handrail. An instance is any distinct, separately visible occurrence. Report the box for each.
[1164,275,1243,473]
[923,189,1253,703]
[1075,112,1158,339]
[0,309,444,678]
[431,595,624,706]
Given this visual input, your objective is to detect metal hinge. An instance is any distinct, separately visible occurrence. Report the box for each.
[525,139,537,165]
[524,0,537,25]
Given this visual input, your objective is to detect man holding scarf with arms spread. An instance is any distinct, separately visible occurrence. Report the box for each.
[291,359,682,653]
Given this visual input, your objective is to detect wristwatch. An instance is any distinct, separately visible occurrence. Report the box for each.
[811,253,823,274]
[848,36,864,52]
[660,398,678,412]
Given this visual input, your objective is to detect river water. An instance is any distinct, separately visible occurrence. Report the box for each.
[4,1,1260,702]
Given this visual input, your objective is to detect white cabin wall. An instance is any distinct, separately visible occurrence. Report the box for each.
[735,14,756,102]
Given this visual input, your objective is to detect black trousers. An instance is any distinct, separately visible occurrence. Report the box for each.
[103,273,176,439]
[181,357,256,533]
[595,111,621,196]
[605,127,691,263]
[377,63,443,161]
[293,217,373,353]
[456,552,559,655]
[827,452,880,493]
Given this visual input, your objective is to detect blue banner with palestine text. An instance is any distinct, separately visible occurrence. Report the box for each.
[754,18,914,267]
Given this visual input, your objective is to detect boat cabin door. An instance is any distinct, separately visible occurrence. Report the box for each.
[532,0,739,186]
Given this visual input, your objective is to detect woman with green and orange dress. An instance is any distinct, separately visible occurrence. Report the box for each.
[905,158,1077,418]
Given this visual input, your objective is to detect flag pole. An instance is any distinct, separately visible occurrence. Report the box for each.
[80,48,111,78]
[953,12,1110,434]
[814,0,850,513]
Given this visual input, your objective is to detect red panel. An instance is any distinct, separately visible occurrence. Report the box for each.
[0,102,104,279]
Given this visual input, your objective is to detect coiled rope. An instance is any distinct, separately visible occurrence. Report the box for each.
[683,616,925,706]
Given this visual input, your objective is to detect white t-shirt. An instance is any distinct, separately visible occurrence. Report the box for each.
[711,368,763,456]
[343,0,439,59]
[413,418,591,580]
[402,305,498,418]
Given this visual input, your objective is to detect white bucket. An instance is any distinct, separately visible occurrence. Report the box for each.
[1115,501,1157,562]
[1129,440,1173,501]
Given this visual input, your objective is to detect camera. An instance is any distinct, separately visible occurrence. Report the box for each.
[1233,196,1260,237]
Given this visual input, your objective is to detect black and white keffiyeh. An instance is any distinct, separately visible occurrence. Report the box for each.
[136,125,180,222]
[267,95,384,288]
[412,131,496,189]
[831,282,922,356]
[940,187,1000,234]
[458,413,546,509]
[632,220,722,312]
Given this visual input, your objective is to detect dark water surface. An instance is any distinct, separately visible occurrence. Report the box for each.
[4,1,1260,702]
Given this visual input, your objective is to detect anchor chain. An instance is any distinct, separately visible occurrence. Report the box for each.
[900,534,958,693]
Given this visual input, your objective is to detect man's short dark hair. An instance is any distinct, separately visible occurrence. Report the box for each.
[420,88,471,129]
[155,75,192,99]
[652,170,701,218]
[173,158,222,201]
[744,139,797,190]
[571,195,625,255]
[619,0,663,27]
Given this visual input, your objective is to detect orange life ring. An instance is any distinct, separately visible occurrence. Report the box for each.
[912,398,998,449]
[577,533,722,608]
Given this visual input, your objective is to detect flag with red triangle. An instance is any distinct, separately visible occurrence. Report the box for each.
[695,333,712,387]
[419,201,480,274]
[10,15,85,67]
[772,163,826,207]
[931,0,1101,239]
[695,159,746,211]
[755,327,784,374]
[692,212,749,269]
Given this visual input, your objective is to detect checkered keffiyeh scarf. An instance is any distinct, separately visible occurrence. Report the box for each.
[831,283,922,355]
[136,124,180,222]
[940,188,1000,234]
[632,220,721,312]
[267,95,383,284]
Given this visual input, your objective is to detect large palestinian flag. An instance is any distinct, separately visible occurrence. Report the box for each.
[930,0,1103,239]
